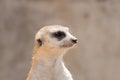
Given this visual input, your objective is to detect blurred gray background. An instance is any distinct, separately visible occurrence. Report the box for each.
[0,0,120,80]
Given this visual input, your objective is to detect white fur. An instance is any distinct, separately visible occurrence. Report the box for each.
[29,57,73,80]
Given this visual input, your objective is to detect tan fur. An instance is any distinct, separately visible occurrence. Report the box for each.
[27,25,77,80]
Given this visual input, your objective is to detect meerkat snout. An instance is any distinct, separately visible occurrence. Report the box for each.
[71,38,77,44]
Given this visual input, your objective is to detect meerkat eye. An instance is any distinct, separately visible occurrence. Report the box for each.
[52,31,66,40]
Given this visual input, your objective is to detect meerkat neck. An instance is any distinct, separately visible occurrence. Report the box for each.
[33,45,65,65]
[27,54,69,80]
[32,50,64,67]
[27,46,72,80]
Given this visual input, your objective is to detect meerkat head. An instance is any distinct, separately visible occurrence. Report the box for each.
[35,25,77,54]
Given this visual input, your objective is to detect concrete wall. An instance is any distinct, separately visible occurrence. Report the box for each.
[0,0,120,80]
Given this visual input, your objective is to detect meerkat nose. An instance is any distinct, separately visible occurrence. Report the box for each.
[71,39,77,44]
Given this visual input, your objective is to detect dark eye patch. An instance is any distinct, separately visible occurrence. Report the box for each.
[52,31,66,40]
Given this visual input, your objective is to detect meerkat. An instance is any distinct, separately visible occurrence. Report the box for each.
[27,25,77,80]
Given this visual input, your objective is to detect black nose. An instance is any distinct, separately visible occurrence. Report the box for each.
[71,39,77,44]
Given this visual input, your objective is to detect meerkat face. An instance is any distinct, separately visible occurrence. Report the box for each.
[35,25,77,51]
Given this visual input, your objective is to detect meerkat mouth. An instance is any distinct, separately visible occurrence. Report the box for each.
[60,43,75,48]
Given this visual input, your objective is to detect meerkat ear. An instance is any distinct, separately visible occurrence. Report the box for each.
[35,31,44,46]
[37,39,43,46]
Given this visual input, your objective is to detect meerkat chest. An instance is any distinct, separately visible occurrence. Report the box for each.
[32,59,73,80]
[54,60,73,80]
[32,65,54,80]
